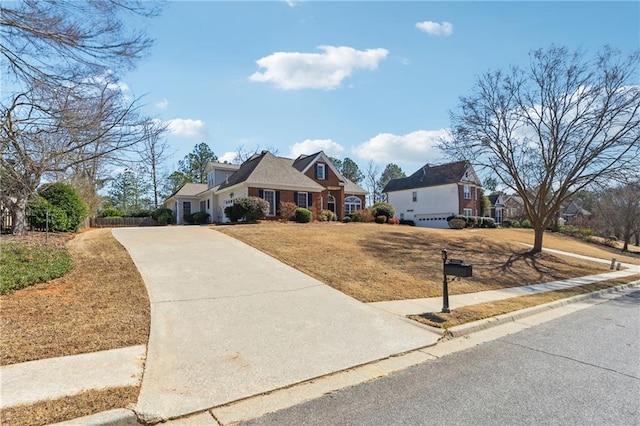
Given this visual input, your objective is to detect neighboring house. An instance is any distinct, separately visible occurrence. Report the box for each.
[487,193,506,224]
[383,160,483,228]
[503,194,526,222]
[164,151,367,224]
[561,200,593,225]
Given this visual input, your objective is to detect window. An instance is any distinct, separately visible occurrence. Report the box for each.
[297,192,308,208]
[345,196,362,215]
[263,190,276,216]
[316,163,326,180]
[207,199,210,209]
[199,200,206,212]
[463,185,471,199]
[183,201,191,219]
[463,208,472,217]
[412,191,417,202]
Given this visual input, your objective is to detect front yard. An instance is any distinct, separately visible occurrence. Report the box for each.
[216,222,636,303]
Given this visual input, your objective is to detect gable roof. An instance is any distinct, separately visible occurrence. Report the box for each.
[488,193,505,206]
[344,178,367,195]
[173,183,208,197]
[217,151,325,192]
[563,200,593,217]
[383,160,478,192]
[292,151,345,184]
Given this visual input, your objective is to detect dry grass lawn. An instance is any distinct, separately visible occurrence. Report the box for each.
[0,386,138,426]
[0,229,149,425]
[410,276,638,329]
[0,228,150,365]
[215,222,621,302]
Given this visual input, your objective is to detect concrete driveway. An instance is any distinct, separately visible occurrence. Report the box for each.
[112,227,439,422]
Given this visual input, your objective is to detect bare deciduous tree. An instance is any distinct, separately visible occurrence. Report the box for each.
[1,79,152,234]
[442,46,640,253]
[138,121,171,209]
[365,160,382,205]
[595,181,640,252]
[0,0,162,234]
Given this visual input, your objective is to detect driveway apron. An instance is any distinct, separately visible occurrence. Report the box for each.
[112,227,439,422]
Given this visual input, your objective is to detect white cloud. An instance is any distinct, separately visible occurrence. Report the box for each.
[289,139,345,158]
[166,118,207,138]
[218,151,237,164]
[249,45,389,90]
[416,21,453,37]
[353,129,448,165]
[155,98,169,109]
[284,0,299,6]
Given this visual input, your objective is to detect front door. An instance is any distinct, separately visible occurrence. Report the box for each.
[327,195,336,214]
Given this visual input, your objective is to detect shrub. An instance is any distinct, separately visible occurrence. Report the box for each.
[350,209,373,223]
[511,220,521,228]
[369,202,395,221]
[388,217,400,225]
[99,207,122,218]
[224,204,244,222]
[225,197,270,222]
[129,210,152,218]
[38,182,89,232]
[319,209,336,222]
[521,219,532,228]
[151,208,175,225]
[448,218,466,229]
[279,201,297,221]
[342,216,352,223]
[192,212,210,224]
[482,217,496,228]
[295,207,312,223]
[399,219,416,226]
[375,215,387,224]
[502,220,512,228]
[183,213,195,224]
[28,197,70,232]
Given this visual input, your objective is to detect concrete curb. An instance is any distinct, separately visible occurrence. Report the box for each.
[51,408,139,426]
[447,281,640,338]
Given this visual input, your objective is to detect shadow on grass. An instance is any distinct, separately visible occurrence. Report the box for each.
[360,229,581,287]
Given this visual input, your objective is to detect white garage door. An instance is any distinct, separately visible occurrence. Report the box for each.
[414,214,450,229]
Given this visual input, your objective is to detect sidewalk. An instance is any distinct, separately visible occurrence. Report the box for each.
[1,235,638,424]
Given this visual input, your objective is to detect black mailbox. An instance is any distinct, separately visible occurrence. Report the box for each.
[444,259,473,277]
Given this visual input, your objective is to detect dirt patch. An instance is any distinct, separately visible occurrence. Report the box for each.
[0,386,138,426]
[215,222,610,302]
[0,229,150,365]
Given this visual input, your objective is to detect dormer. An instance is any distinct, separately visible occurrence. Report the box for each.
[205,161,241,189]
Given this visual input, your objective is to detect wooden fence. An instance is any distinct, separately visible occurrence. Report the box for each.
[89,216,158,228]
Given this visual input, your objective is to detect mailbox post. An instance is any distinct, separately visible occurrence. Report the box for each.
[441,248,473,314]
[441,249,450,313]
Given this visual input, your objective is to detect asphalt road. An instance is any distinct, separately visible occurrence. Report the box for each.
[242,291,640,426]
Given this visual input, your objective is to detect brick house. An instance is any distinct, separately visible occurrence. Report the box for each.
[164,151,367,223]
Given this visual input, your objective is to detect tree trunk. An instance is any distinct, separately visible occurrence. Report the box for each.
[531,226,544,253]
[622,232,630,252]
[11,194,29,235]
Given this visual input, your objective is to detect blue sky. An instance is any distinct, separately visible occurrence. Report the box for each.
[124,1,639,175]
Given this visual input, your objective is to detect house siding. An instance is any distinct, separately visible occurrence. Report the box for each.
[388,183,459,227]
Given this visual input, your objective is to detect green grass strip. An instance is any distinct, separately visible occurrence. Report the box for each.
[0,243,73,294]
